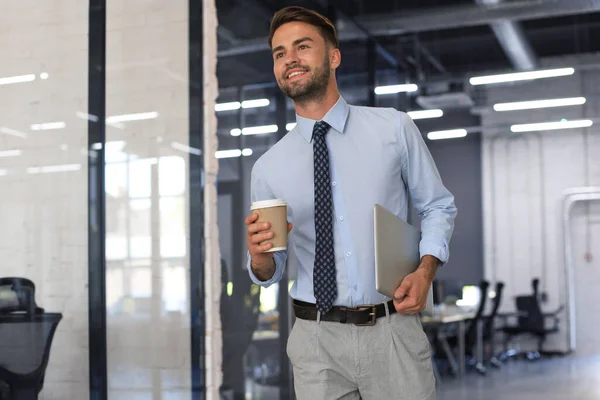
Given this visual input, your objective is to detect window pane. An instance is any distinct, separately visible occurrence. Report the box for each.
[105,162,127,198]
[130,267,152,298]
[163,265,187,312]
[160,197,186,257]
[128,158,153,198]
[159,156,186,196]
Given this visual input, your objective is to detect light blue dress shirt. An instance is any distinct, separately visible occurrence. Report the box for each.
[246,96,457,307]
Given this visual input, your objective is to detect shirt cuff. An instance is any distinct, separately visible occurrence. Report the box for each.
[247,250,287,287]
[419,239,449,266]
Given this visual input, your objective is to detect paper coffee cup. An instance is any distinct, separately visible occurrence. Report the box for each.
[251,199,288,252]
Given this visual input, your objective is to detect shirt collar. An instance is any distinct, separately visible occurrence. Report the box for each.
[295,96,350,142]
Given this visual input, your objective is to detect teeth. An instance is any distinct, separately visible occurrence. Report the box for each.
[288,71,304,78]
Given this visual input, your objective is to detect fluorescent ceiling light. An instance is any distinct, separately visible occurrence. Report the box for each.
[215,102,241,112]
[470,67,575,85]
[0,74,36,85]
[31,122,66,131]
[106,111,158,123]
[215,148,254,159]
[242,98,269,108]
[171,141,201,156]
[427,129,467,140]
[493,97,586,111]
[40,72,49,80]
[76,111,99,122]
[407,109,443,120]
[286,123,296,131]
[374,84,418,95]
[215,98,270,112]
[510,119,593,133]
[216,149,242,159]
[0,126,28,139]
[0,149,22,158]
[27,164,81,174]
[230,124,278,136]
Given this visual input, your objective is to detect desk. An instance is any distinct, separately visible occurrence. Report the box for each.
[421,313,481,378]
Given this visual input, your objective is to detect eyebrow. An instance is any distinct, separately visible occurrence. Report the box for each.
[272,37,314,54]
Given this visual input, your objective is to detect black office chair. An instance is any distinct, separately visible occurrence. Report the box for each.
[500,279,563,361]
[481,281,505,368]
[462,280,490,374]
[0,278,44,316]
[434,280,490,376]
[0,313,62,400]
[0,278,61,399]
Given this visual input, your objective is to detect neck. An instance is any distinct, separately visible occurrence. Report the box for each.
[293,84,340,120]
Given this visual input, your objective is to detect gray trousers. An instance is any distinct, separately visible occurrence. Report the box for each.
[287,308,436,400]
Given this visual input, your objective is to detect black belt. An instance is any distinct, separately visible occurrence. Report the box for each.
[292,299,396,326]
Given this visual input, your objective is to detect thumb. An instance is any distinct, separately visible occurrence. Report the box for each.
[394,278,412,300]
[287,223,293,233]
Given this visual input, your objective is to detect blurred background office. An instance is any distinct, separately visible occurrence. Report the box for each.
[0,0,598,399]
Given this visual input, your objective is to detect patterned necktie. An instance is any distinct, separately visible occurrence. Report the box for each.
[312,120,337,314]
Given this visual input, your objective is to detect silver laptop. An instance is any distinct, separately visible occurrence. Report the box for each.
[374,204,434,314]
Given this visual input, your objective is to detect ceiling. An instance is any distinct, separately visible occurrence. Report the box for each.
[212,0,600,158]
[215,0,600,89]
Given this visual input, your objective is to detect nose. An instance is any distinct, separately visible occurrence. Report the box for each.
[284,49,299,66]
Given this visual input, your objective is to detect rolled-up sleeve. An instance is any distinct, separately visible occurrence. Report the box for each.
[396,112,457,264]
[245,159,288,286]
[247,250,287,287]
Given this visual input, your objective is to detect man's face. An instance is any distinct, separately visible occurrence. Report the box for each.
[271,22,334,103]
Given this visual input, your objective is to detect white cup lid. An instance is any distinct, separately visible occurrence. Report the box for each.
[251,199,287,210]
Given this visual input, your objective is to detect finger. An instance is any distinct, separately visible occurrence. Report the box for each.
[247,221,271,235]
[287,223,293,233]
[245,212,259,226]
[251,242,273,254]
[251,231,274,245]
[394,296,418,312]
[394,278,412,299]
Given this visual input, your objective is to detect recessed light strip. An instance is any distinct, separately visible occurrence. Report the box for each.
[470,67,575,85]
[494,97,586,111]
[511,119,593,133]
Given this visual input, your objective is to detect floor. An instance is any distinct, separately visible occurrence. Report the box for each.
[436,354,600,400]
[246,354,600,399]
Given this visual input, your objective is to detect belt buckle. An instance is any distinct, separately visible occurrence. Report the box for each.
[354,304,377,326]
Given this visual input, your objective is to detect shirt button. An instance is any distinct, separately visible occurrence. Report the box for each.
[339,216,344,221]
[332,181,337,187]
[346,252,352,257]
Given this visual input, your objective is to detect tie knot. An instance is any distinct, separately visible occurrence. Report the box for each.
[312,120,330,139]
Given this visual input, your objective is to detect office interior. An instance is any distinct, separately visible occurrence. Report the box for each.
[0,0,599,399]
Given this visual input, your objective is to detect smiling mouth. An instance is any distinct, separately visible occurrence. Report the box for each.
[286,70,308,79]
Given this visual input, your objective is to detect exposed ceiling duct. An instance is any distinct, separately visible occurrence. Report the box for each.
[475,0,538,70]
[218,0,600,58]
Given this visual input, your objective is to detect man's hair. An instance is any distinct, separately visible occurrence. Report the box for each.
[268,6,339,49]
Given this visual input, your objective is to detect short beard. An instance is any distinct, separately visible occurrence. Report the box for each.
[279,55,331,104]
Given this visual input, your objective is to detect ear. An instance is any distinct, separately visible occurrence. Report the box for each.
[330,48,341,69]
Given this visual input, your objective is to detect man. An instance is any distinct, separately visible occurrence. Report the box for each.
[245,6,457,400]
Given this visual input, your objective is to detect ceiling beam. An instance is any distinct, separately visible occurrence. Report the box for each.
[311,0,401,70]
[218,0,600,58]
[475,0,538,71]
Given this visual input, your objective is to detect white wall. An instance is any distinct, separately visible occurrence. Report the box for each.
[481,56,600,354]
[0,1,89,399]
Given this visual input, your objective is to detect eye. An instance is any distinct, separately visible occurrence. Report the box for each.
[299,44,308,50]
[275,52,284,59]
